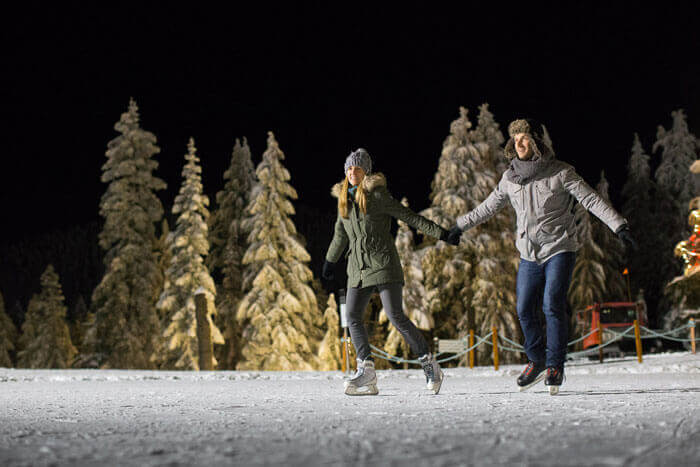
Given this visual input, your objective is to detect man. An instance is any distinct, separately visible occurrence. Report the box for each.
[448,118,635,394]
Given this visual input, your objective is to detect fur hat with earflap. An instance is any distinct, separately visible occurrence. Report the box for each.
[503,118,555,160]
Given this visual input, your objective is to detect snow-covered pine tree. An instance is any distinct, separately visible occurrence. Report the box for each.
[381,198,431,366]
[69,295,88,351]
[653,110,699,319]
[208,137,256,369]
[0,292,17,367]
[592,171,627,301]
[317,293,342,371]
[468,104,520,361]
[91,98,166,369]
[72,310,99,368]
[157,138,223,370]
[419,107,485,340]
[622,134,656,303]
[154,219,171,317]
[17,265,77,369]
[568,203,606,336]
[654,110,699,223]
[236,132,321,370]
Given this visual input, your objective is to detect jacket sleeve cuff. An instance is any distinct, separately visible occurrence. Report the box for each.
[615,223,629,234]
[456,215,469,231]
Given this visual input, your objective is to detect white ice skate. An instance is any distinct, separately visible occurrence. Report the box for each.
[344,359,378,396]
[419,353,443,395]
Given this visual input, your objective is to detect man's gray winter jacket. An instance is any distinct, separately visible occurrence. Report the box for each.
[456,161,627,264]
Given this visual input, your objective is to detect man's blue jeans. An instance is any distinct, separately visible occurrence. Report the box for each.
[516,251,576,368]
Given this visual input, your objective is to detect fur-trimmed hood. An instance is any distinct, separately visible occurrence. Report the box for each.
[330,173,387,198]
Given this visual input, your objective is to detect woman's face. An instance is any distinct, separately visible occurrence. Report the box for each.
[347,166,366,186]
[514,133,534,160]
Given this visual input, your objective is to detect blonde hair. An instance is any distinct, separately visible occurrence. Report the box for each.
[339,177,367,219]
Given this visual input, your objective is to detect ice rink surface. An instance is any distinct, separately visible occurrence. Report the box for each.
[1,352,699,466]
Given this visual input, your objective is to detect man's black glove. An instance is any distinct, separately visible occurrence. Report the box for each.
[443,226,463,246]
[616,225,637,252]
[322,260,337,281]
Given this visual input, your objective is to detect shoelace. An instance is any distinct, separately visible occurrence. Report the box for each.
[524,362,535,376]
[422,359,434,382]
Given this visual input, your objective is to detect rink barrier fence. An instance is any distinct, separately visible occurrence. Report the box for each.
[362,320,698,370]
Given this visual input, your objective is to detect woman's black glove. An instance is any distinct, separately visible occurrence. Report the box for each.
[444,226,462,246]
[616,225,637,252]
[322,260,337,281]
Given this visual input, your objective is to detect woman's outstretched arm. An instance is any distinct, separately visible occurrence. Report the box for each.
[377,187,447,239]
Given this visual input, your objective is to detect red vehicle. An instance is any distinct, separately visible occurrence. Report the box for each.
[577,301,648,350]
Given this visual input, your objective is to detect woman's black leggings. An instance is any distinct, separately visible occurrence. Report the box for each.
[346,282,429,361]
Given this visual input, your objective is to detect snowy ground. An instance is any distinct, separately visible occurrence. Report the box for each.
[1,353,699,467]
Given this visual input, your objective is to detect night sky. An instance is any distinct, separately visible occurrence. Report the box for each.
[4,3,699,245]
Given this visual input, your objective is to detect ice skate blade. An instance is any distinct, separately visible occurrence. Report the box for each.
[518,373,545,392]
[344,384,379,396]
[548,385,560,395]
[427,370,444,395]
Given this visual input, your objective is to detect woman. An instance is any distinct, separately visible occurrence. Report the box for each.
[322,148,458,395]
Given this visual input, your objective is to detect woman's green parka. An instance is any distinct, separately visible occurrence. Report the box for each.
[325,173,447,288]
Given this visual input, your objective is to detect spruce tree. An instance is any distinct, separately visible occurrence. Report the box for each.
[208,137,256,369]
[72,310,99,368]
[468,104,520,360]
[157,138,223,370]
[622,134,661,318]
[653,110,698,319]
[318,293,342,371]
[69,295,88,351]
[419,107,483,340]
[568,203,606,336]
[236,132,321,370]
[91,98,166,369]
[654,110,699,222]
[17,265,77,368]
[0,292,17,367]
[592,171,627,301]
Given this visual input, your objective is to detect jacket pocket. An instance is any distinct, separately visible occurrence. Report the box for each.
[369,243,392,269]
[535,182,555,213]
[536,221,566,244]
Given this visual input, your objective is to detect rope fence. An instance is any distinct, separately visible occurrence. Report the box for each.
[356,319,698,370]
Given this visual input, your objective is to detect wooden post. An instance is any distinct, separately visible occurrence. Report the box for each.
[469,329,475,369]
[634,319,643,363]
[194,291,214,371]
[691,319,696,355]
[598,318,604,364]
[492,327,499,371]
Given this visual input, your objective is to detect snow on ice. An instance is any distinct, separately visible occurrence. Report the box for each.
[1,352,699,466]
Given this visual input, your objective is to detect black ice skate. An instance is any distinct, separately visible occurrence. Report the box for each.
[344,358,378,396]
[419,353,443,395]
[517,360,546,392]
[544,366,565,395]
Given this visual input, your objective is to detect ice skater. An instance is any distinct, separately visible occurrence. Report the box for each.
[447,119,635,394]
[323,148,459,395]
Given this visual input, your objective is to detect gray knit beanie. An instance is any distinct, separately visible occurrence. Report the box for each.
[344,148,372,176]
